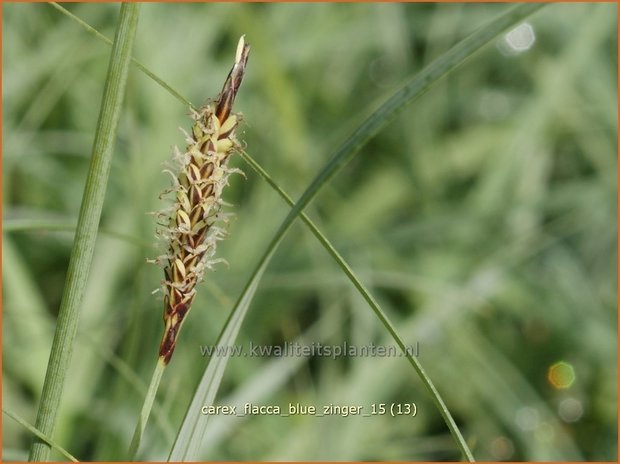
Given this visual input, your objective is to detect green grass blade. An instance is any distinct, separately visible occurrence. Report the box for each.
[27,4,140,461]
[169,4,544,461]
[4,409,79,462]
[238,147,475,459]
[49,2,193,109]
[277,3,544,230]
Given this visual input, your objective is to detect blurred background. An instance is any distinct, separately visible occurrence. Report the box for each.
[3,2,617,461]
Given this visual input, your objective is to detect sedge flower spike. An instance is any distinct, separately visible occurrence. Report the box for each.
[153,36,250,364]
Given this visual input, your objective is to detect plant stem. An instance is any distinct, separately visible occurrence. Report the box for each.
[127,357,167,460]
[28,4,140,461]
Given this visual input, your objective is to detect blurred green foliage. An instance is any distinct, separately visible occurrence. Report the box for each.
[3,2,617,461]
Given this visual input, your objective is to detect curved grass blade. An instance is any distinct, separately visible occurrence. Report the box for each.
[170,4,544,461]
[49,2,193,109]
[28,4,140,461]
[3,409,79,462]
[238,147,475,459]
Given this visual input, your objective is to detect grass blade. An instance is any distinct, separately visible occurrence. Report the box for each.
[4,409,79,462]
[239,146,476,461]
[27,4,140,461]
[169,4,544,461]
[49,2,193,109]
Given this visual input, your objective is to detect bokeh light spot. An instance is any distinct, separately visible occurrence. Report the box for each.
[558,397,584,423]
[505,23,536,52]
[498,22,536,56]
[548,361,576,389]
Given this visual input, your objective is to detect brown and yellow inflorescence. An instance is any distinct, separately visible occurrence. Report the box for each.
[152,36,250,364]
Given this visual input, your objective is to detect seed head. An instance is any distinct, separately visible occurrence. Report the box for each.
[154,36,250,364]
